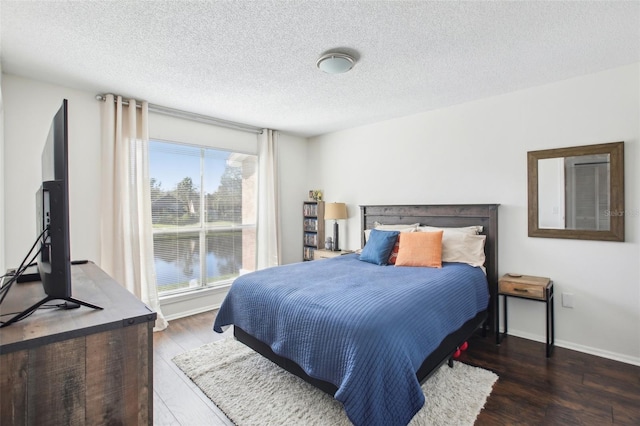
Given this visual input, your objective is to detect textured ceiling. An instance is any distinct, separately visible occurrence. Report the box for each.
[1,1,639,137]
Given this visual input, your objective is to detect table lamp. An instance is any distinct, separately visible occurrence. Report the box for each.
[325,202,348,251]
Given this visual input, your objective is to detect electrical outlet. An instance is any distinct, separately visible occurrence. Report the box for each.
[562,292,574,308]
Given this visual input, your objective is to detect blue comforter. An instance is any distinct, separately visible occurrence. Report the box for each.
[213,254,489,425]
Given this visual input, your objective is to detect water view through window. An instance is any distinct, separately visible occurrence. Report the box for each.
[149,140,257,294]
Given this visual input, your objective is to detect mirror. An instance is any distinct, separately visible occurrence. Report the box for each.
[528,141,624,241]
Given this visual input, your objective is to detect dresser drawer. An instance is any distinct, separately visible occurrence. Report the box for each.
[499,281,545,300]
[499,274,551,301]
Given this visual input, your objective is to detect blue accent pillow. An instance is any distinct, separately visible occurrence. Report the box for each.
[359,229,400,265]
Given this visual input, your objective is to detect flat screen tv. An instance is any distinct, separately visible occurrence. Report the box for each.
[0,100,101,327]
[38,99,72,298]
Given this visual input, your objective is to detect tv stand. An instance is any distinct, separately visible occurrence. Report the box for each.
[0,294,102,328]
[0,262,155,425]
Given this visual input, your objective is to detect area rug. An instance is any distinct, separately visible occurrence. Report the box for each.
[173,338,497,425]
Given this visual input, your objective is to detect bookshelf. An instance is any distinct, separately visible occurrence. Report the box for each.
[303,201,325,261]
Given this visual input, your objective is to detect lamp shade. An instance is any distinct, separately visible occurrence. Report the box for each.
[325,202,348,220]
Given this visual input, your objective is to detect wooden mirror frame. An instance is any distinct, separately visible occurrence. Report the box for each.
[528,141,625,241]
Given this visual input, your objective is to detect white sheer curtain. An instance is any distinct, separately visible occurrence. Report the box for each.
[0,73,5,274]
[256,129,280,269]
[100,94,168,331]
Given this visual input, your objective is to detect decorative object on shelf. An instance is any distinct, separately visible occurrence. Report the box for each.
[324,237,333,251]
[325,202,348,251]
[308,190,323,201]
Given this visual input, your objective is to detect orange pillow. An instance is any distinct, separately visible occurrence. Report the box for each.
[395,231,443,268]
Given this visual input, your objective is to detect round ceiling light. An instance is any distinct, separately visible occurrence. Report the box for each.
[316,52,355,74]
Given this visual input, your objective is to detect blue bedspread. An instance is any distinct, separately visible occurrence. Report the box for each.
[213,254,489,426]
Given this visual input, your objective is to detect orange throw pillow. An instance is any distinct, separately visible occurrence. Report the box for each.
[395,231,443,268]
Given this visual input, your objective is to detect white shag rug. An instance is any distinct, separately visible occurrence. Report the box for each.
[173,338,497,426]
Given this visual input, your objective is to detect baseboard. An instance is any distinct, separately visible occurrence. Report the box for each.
[504,329,640,367]
[160,284,230,322]
[163,305,220,322]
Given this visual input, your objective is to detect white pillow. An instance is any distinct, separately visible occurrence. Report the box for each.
[417,225,483,235]
[364,223,419,242]
[374,222,420,230]
[441,232,487,272]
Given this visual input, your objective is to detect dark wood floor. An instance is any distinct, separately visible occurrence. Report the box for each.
[154,310,640,425]
[463,332,640,425]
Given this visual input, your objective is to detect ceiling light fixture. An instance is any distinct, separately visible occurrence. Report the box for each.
[316,52,355,74]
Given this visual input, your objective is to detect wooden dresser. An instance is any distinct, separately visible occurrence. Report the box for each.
[0,262,156,425]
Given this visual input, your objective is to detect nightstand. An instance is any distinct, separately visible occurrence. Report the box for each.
[497,274,554,357]
[313,249,348,260]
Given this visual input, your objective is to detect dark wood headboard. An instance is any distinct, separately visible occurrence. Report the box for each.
[360,204,499,333]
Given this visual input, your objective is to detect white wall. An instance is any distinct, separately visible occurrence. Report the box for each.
[2,75,102,267]
[308,63,640,365]
[277,132,309,264]
[149,113,259,154]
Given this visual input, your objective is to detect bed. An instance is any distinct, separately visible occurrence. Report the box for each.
[213,204,498,425]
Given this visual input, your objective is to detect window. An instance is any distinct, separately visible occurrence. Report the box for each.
[149,140,257,295]
[565,154,610,231]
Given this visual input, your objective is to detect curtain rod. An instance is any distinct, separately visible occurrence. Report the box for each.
[95,94,263,134]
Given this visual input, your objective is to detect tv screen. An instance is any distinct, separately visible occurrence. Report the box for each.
[37,99,72,298]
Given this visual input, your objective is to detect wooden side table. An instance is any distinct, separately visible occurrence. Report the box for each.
[497,274,554,357]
